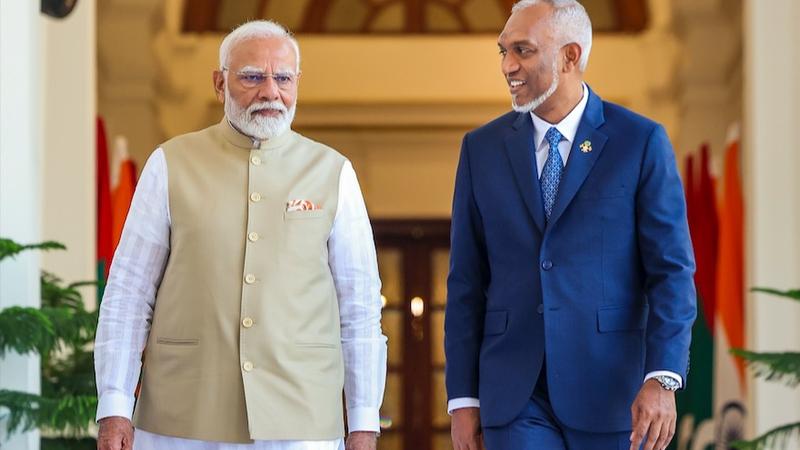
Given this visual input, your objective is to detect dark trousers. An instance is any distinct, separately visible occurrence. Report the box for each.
[483,364,641,450]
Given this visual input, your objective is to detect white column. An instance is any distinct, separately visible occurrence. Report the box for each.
[41,0,97,307]
[0,0,42,449]
[744,0,800,443]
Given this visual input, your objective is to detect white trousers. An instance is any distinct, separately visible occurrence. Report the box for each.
[133,430,345,450]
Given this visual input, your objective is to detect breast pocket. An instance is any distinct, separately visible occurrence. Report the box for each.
[283,209,332,268]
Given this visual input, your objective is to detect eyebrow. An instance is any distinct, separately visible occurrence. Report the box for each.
[502,40,536,48]
[238,65,296,75]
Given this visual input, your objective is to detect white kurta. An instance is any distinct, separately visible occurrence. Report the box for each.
[95,148,387,450]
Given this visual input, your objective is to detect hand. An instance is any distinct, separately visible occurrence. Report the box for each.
[451,407,482,450]
[97,416,134,450]
[345,431,377,450]
[629,379,676,450]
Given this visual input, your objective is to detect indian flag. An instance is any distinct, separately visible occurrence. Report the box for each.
[675,144,717,450]
[674,124,747,450]
[110,135,138,253]
[713,124,747,446]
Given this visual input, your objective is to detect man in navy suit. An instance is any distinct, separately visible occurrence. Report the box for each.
[445,1,697,449]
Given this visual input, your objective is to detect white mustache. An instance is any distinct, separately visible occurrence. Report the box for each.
[247,101,287,115]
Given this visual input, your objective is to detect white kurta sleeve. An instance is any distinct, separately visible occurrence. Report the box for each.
[328,161,387,433]
[95,148,170,421]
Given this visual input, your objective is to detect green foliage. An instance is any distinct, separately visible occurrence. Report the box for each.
[41,437,98,450]
[731,422,800,450]
[751,287,800,302]
[730,288,800,449]
[0,238,65,261]
[0,306,56,356]
[0,238,98,448]
[0,391,97,435]
[730,350,800,388]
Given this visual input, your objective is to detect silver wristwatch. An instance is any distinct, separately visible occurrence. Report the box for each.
[653,375,681,391]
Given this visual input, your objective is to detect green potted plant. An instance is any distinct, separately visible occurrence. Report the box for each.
[731,288,800,450]
[0,238,99,449]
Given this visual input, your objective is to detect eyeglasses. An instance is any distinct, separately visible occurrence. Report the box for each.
[222,67,298,89]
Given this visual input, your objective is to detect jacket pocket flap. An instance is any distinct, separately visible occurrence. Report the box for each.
[484,310,509,336]
[157,337,199,346]
[597,305,648,332]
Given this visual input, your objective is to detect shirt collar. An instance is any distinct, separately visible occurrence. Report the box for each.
[531,82,589,152]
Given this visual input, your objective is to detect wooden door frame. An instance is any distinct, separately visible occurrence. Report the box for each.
[372,219,451,450]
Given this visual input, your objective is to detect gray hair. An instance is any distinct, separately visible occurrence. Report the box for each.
[512,0,592,72]
[218,20,301,72]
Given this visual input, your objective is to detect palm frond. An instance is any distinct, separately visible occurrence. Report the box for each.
[0,238,65,261]
[0,390,97,435]
[730,349,800,387]
[731,422,800,450]
[41,272,86,310]
[0,306,56,356]
[751,287,800,302]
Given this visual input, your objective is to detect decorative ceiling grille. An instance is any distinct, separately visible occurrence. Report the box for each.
[183,0,647,34]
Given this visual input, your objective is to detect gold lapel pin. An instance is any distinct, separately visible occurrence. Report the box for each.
[580,140,592,153]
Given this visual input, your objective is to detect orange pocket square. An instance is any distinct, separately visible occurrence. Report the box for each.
[286,199,321,212]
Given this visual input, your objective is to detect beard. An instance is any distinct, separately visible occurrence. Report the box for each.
[511,55,560,114]
[224,87,296,141]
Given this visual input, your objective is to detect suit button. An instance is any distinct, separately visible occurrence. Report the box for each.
[537,304,544,314]
[245,274,256,284]
[541,260,553,270]
[242,317,254,328]
[242,361,254,372]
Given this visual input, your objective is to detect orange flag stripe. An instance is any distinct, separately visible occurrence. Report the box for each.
[111,158,138,255]
[715,139,746,390]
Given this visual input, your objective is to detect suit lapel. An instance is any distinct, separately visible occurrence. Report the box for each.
[504,113,546,233]
[547,89,608,227]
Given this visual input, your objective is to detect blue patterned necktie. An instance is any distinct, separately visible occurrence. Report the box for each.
[541,127,565,220]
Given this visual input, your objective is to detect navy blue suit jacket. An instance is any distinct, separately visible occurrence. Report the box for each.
[444,87,697,432]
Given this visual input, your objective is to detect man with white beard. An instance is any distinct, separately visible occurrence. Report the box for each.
[94,20,386,450]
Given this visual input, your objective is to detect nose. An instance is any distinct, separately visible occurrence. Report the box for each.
[256,76,280,101]
[501,53,519,77]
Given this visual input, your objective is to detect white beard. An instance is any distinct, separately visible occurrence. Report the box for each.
[224,88,296,141]
[512,58,560,114]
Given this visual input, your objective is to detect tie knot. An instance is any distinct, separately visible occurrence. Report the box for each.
[545,127,563,149]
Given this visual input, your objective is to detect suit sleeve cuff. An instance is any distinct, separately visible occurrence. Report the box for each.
[347,406,380,433]
[644,370,683,388]
[448,397,480,415]
[95,391,136,422]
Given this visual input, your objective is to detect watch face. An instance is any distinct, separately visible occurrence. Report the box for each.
[656,376,680,390]
[41,0,78,19]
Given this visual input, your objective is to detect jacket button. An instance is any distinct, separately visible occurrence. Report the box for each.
[541,260,553,270]
[537,304,544,314]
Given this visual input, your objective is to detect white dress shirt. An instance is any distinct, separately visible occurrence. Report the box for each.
[447,84,681,414]
[95,147,387,450]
